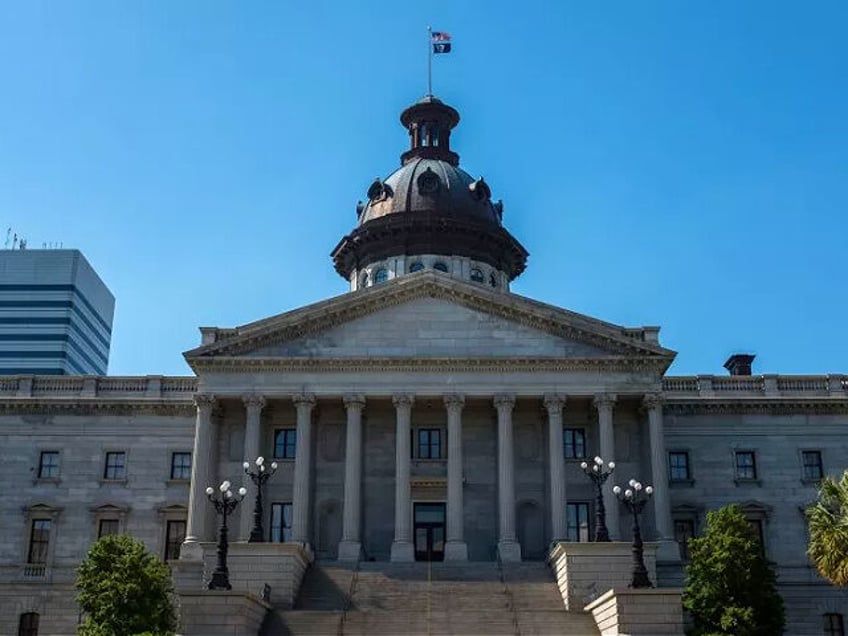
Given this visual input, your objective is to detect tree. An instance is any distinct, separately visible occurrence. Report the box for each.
[807,469,848,587]
[683,504,785,636]
[76,534,177,636]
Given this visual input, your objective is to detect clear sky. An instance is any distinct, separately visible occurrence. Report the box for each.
[1,1,846,377]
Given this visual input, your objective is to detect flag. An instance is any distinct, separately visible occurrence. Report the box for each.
[431,31,452,54]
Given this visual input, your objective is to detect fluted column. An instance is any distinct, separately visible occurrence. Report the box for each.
[291,394,315,545]
[444,394,467,561]
[595,394,619,540]
[544,395,567,543]
[240,395,266,540]
[339,395,365,561]
[391,395,415,562]
[184,394,216,547]
[495,394,521,562]
[645,393,673,541]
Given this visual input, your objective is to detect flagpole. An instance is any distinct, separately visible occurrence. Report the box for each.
[427,25,432,96]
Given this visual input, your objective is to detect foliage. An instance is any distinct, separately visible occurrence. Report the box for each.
[807,470,848,586]
[76,534,177,636]
[683,504,785,636]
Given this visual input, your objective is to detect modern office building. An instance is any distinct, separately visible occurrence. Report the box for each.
[0,249,114,375]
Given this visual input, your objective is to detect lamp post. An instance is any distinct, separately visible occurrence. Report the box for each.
[580,455,616,542]
[613,479,654,589]
[207,480,247,590]
[243,456,278,543]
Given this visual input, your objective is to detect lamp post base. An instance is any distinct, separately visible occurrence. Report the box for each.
[208,569,231,590]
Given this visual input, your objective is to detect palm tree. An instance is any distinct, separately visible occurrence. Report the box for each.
[807,470,848,587]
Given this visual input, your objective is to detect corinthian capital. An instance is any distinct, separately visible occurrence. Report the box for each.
[593,393,617,411]
[343,394,366,410]
[493,394,515,410]
[194,394,216,412]
[443,394,465,411]
[543,394,566,413]
[392,394,415,409]
[642,393,664,410]
[292,393,316,409]
[242,394,267,411]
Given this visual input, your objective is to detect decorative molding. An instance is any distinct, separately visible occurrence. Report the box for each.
[0,399,194,417]
[663,400,848,416]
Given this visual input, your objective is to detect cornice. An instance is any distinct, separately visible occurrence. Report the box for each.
[663,399,848,416]
[0,399,194,417]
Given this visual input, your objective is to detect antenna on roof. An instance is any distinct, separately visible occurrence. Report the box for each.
[4,228,10,249]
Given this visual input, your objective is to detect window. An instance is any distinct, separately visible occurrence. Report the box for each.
[374,268,389,284]
[735,451,757,480]
[674,520,695,560]
[748,519,765,551]
[170,452,192,480]
[27,520,51,564]
[802,451,823,481]
[98,519,120,538]
[489,273,498,288]
[433,262,449,273]
[417,428,442,459]
[563,428,586,459]
[409,262,424,273]
[164,520,186,560]
[37,451,59,479]
[103,452,126,480]
[470,268,484,283]
[824,613,845,636]
[360,272,369,288]
[18,613,39,636]
[270,503,293,542]
[274,429,297,459]
[669,452,691,481]
[566,502,590,542]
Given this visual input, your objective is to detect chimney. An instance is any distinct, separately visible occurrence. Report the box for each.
[724,354,756,376]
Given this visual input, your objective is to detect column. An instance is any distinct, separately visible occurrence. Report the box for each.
[495,394,521,562]
[240,395,266,540]
[339,395,365,561]
[595,394,619,540]
[544,395,567,543]
[291,394,315,545]
[184,394,216,547]
[444,394,467,561]
[645,393,674,542]
[391,395,415,562]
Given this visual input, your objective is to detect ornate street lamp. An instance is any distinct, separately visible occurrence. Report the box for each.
[580,455,616,542]
[206,480,247,590]
[242,456,278,543]
[613,479,654,589]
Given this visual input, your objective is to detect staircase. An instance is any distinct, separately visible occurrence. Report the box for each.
[265,560,599,635]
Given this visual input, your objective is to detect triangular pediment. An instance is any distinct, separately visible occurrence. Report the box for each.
[184,273,675,371]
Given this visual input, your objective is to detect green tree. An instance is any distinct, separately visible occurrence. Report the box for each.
[76,534,177,636]
[683,504,785,636]
[807,470,848,587]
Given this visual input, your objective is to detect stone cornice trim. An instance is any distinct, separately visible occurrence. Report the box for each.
[663,399,848,416]
[0,399,194,416]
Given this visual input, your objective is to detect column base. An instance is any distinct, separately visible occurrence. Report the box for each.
[497,540,522,563]
[337,540,362,562]
[390,540,415,562]
[444,541,468,561]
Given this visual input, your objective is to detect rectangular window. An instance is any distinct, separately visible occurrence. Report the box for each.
[668,452,690,481]
[18,612,39,636]
[802,450,823,481]
[824,613,845,636]
[417,429,442,459]
[674,520,695,560]
[735,451,757,480]
[170,452,192,480]
[165,520,186,560]
[563,428,586,459]
[27,520,51,564]
[37,451,59,479]
[98,519,120,538]
[747,519,765,553]
[273,429,297,459]
[270,503,293,543]
[103,452,126,480]
[566,502,590,542]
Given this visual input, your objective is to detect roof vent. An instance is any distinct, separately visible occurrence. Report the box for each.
[724,353,756,376]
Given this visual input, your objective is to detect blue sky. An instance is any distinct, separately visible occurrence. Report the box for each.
[1,1,846,377]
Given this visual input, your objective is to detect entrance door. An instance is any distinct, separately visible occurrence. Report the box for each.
[414,503,446,562]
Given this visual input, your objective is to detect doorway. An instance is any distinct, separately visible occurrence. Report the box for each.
[414,502,445,562]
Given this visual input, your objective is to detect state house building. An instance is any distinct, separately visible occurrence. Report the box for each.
[1,95,846,636]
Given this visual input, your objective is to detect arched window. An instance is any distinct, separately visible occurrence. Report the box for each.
[360,272,369,289]
[374,268,389,284]
[433,262,449,273]
[18,613,39,636]
[409,262,425,273]
[470,268,484,283]
[824,613,845,636]
[489,273,498,288]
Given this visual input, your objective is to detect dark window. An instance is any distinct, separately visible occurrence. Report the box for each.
[669,452,690,481]
[360,272,369,288]
[747,519,765,553]
[98,519,120,538]
[674,520,695,560]
[409,262,424,273]
[18,613,39,636]
[374,268,389,284]
[170,452,192,480]
[418,429,442,459]
[37,452,59,479]
[470,268,484,283]
[489,273,498,288]
[566,502,590,542]
[165,520,186,560]
[563,428,586,459]
[824,613,845,636]
[433,262,449,273]
[27,520,51,564]
[274,429,297,459]
[803,451,823,481]
[735,451,757,480]
[103,452,126,480]
[270,503,293,542]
